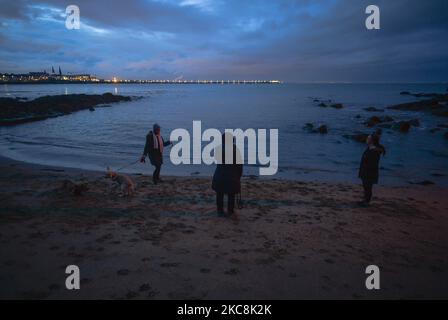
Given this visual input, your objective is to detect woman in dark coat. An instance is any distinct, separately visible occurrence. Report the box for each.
[212,133,243,217]
[358,134,384,206]
[140,123,171,184]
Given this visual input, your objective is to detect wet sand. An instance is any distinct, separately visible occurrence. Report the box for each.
[0,156,447,299]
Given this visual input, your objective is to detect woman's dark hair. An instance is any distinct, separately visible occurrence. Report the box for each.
[221,133,236,164]
[371,133,380,147]
[371,130,386,155]
[374,128,382,137]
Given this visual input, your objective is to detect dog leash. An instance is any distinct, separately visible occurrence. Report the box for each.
[115,160,140,172]
[114,143,173,173]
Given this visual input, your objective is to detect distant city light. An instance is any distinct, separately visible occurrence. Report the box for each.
[0,69,282,85]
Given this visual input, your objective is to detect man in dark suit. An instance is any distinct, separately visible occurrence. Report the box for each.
[140,123,172,184]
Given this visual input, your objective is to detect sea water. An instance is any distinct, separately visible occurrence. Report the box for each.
[0,83,447,185]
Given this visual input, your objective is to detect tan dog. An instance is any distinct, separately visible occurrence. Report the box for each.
[106,167,135,196]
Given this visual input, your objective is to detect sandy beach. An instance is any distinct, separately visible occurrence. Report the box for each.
[0,156,447,299]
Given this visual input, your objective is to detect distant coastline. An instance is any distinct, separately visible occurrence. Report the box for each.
[1,80,106,85]
[0,79,282,85]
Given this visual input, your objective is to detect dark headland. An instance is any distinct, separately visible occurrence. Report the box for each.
[0,93,132,126]
[392,92,448,117]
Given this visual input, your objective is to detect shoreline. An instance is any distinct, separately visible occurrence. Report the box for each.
[0,152,438,187]
[1,155,448,299]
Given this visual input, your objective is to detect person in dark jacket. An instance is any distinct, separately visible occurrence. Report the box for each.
[212,133,243,217]
[358,134,385,206]
[140,123,172,184]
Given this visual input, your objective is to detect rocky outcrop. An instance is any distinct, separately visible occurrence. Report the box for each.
[317,124,328,134]
[388,93,448,117]
[303,123,328,134]
[0,93,132,125]
[313,98,343,109]
[410,93,443,98]
[400,91,445,98]
[364,115,420,133]
[363,107,384,112]
[398,121,411,133]
[364,115,394,127]
[392,119,420,133]
[343,132,369,143]
[330,103,343,109]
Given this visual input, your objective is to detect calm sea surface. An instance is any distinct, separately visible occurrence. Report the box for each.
[1,83,447,185]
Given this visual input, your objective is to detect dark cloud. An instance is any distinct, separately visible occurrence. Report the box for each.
[0,0,28,20]
[0,0,447,81]
[35,0,221,33]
